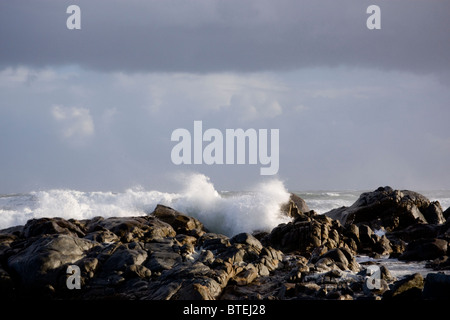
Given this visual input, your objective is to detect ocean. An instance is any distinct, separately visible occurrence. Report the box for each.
[1,174,449,236]
[1,173,450,279]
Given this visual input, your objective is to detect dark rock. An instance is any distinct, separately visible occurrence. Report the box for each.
[232,264,258,286]
[3,200,439,301]
[7,234,99,289]
[426,255,450,270]
[399,238,448,261]
[280,193,310,219]
[151,204,206,237]
[389,223,441,243]
[124,264,152,279]
[230,233,263,251]
[317,248,349,271]
[101,242,148,273]
[93,216,176,242]
[145,251,182,273]
[422,273,450,299]
[423,202,446,225]
[384,273,424,299]
[325,186,443,231]
[443,207,450,221]
[0,265,15,299]
[314,248,360,272]
[359,225,376,247]
[23,217,86,238]
[84,229,120,243]
[264,215,326,255]
[199,233,231,252]
[145,262,224,300]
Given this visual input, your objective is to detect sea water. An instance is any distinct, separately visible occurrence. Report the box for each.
[1,176,449,235]
[0,173,291,236]
[1,176,449,279]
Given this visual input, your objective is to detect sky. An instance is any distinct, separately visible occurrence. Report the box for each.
[0,0,449,193]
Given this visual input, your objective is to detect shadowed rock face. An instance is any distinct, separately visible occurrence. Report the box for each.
[0,207,285,300]
[0,187,449,301]
[324,186,446,231]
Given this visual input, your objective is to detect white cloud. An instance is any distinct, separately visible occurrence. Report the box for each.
[51,105,95,143]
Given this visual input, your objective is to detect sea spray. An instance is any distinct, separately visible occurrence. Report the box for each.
[0,173,291,236]
[171,174,291,236]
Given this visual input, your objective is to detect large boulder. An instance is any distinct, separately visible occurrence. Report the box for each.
[23,217,86,238]
[7,234,99,289]
[399,238,448,261]
[151,204,206,237]
[280,193,310,219]
[383,273,424,299]
[87,216,176,242]
[325,186,446,231]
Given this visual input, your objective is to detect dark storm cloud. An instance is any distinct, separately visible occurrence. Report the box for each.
[1,0,449,76]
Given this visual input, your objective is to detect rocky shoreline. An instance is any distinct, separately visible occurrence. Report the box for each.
[0,186,449,300]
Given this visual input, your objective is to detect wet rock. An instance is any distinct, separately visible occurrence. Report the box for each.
[280,193,310,219]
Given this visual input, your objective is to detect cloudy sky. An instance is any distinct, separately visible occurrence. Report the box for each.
[0,0,449,193]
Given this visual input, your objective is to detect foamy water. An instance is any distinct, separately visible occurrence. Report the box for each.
[0,173,291,236]
[1,177,449,237]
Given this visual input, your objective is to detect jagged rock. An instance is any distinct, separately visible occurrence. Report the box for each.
[264,212,326,255]
[280,193,310,219]
[325,186,445,231]
[232,264,258,286]
[145,261,225,300]
[230,233,263,251]
[89,216,176,242]
[151,204,206,237]
[1,198,448,301]
[314,248,359,272]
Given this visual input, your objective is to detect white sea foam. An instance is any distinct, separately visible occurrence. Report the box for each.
[0,173,291,237]
[1,180,449,237]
